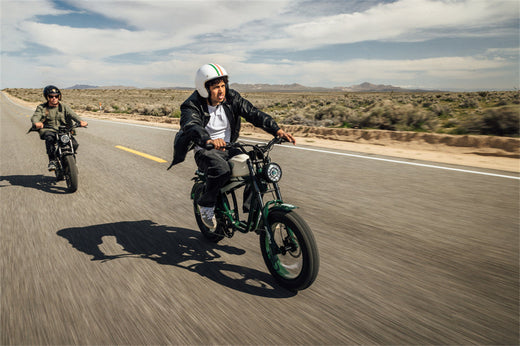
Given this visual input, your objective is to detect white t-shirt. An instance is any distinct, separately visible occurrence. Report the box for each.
[195,104,231,151]
[206,104,231,143]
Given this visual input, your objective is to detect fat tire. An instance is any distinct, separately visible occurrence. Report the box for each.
[64,155,78,193]
[192,182,225,243]
[260,209,319,291]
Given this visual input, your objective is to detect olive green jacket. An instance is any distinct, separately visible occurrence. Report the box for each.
[31,102,82,138]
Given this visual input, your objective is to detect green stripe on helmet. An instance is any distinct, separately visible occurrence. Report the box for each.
[209,63,222,76]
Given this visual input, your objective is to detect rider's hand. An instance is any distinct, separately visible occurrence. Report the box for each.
[80,121,88,127]
[34,122,44,129]
[276,129,296,144]
[207,138,226,151]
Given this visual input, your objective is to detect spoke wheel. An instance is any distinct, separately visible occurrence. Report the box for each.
[260,209,319,291]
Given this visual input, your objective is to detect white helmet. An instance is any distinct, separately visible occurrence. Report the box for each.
[195,63,228,98]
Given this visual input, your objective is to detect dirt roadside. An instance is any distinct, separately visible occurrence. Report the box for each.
[5,91,519,173]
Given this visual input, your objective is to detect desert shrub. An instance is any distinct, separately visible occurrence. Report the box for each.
[131,103,147,114]
[440,94,456,102]
[143,104,173,116]
[162,105,173,116]
[169,110,181,118]
[454,106,519,136]
[441,118,459,129]
[357,100,438,131]
[479,107,520,136]
[459,97,479,108]
[339,112,366,129]
[4,88,518,136]
[283,114,316,126]
[110,103,130,113]
[314,104,350,122]
[512,92,520,104]
[430,103,452,117]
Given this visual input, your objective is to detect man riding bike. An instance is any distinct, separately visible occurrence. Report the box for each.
[169,63,295,229]
[31,85,87,171]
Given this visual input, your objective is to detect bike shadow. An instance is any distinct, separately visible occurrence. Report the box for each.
[0,174,69,194]
[57,220,296,298]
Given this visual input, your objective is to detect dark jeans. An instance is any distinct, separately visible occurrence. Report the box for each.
[43,132,78,161]
[194,148,253,210]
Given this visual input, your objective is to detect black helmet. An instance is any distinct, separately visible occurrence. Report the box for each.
[43,85,61,100]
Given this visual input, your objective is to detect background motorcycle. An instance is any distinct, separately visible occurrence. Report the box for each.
[191,137,319,291]
[28,124,84,193]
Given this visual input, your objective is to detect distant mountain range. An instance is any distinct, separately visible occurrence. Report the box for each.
[66,82,441,92]
[66,84,99,89]
[231,82,441,93]
[66,84,137,90]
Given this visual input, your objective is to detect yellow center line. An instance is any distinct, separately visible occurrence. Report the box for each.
[115,145,167,163]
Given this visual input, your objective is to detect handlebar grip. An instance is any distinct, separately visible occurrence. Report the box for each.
[204,142,231,150]
[273,136,289,144]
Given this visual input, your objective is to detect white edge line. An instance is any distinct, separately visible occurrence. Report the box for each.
[86,118,520,181]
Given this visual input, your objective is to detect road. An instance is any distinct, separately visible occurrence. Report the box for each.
[1,93,518,344]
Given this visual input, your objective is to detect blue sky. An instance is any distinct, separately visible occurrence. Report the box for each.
[1,0,519,91]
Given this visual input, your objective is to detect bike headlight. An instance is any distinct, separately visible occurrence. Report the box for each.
[264,162,282,182]
[60,134,70,144]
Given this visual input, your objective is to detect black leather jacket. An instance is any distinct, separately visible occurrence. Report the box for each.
[168,89,280,168]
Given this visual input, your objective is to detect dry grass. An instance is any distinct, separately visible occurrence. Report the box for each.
[4,88,519,137]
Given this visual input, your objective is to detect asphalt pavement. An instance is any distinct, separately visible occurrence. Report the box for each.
[1,93,518,344]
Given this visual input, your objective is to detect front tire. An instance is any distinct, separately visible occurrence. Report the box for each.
[64,155,78,193]
[260,209,319,291]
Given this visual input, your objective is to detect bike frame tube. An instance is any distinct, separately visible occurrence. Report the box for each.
[216,157,279,235]
[218,191,248,232]
[200,139,298,251]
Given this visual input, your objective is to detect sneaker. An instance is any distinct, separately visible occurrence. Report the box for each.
[48,160,57,171]
[198,205,216,230]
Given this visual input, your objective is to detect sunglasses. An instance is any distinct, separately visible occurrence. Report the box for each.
[48,95,59,99]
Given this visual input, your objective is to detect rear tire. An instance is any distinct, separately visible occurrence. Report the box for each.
[64,155,78,193]
[192,182,225,243]
[260,209,319,291]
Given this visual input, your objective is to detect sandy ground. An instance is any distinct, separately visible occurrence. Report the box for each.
[4,92,519,173]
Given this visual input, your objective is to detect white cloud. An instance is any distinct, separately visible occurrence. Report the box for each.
[3,0,295,59]
[20,22,175,58]
[235,55,514,86]
[257,0,519,50]
[1,0,71,52]
[2,48,515,90]
[1,0,518,90]
[69,0,293,33]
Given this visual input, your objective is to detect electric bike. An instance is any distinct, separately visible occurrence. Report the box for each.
[191,137,319,291]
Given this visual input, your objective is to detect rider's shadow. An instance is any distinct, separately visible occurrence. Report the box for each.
[57,220,295,297]
[0,174,68,194]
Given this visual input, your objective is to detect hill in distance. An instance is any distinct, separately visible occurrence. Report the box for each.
[66,84,137,90]
[231,82,441,93]
[335,82,442,93]
[66,82,441,92]
[230,83,331,92]
[66,84,98,89]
